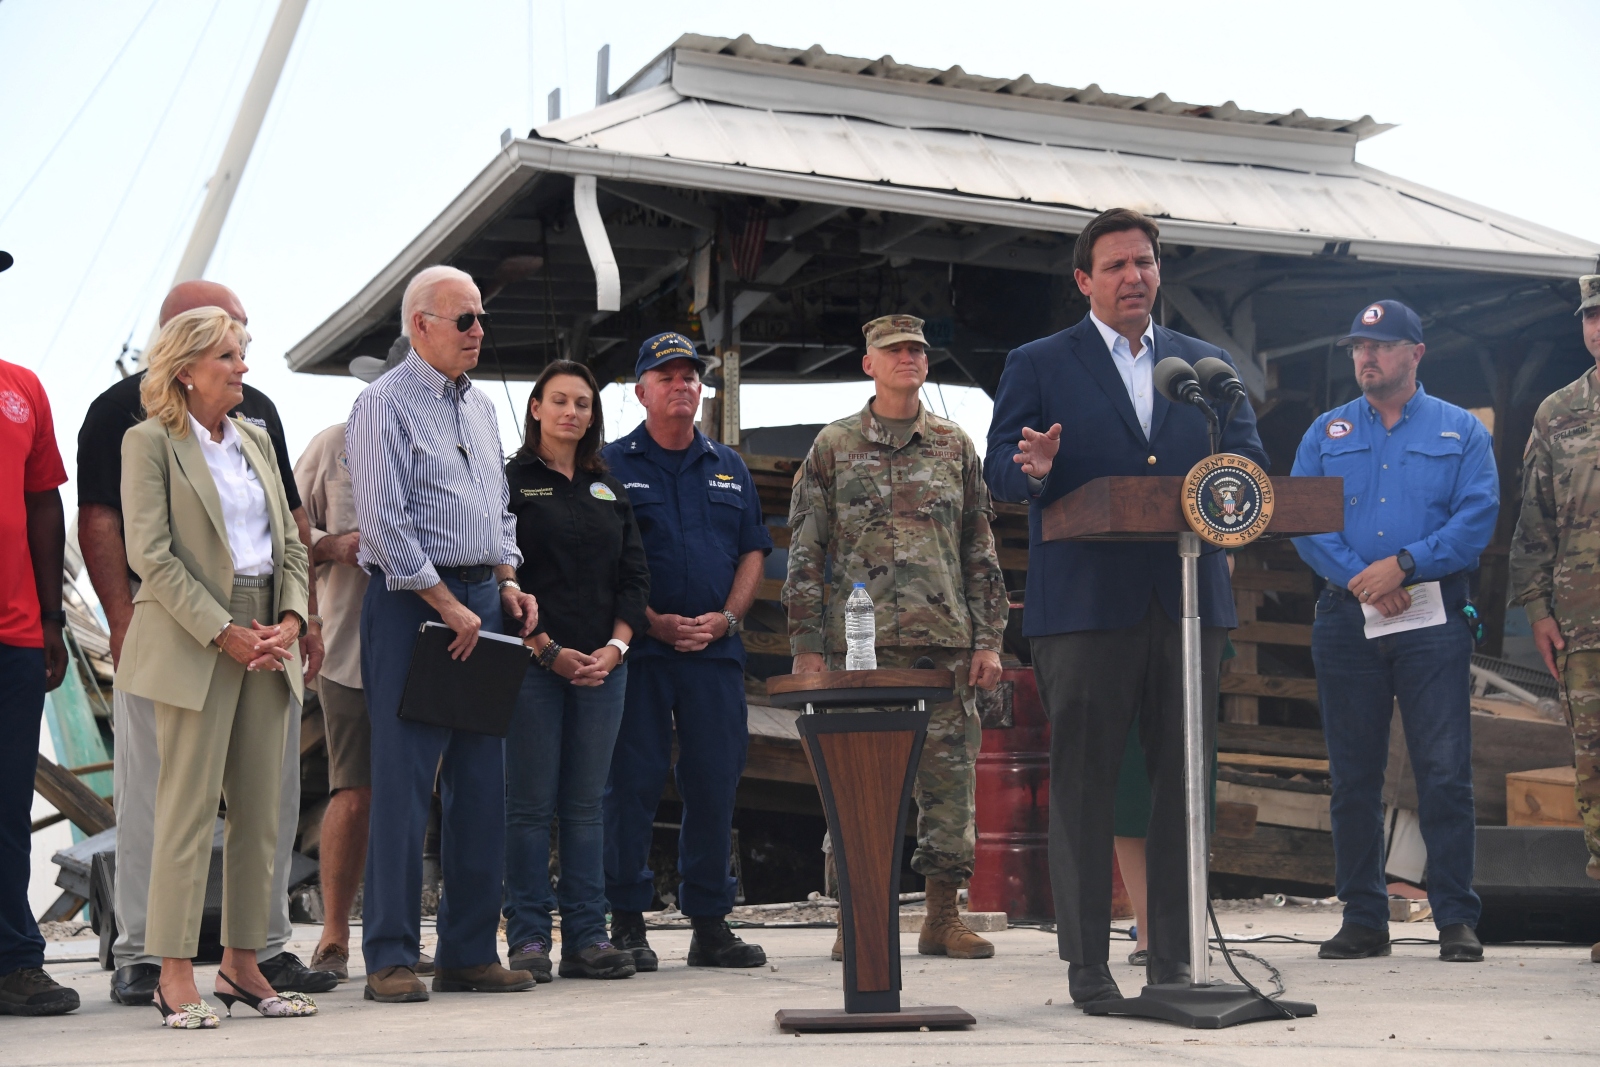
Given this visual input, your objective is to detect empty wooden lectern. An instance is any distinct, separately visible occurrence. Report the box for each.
[764,669,977,1033]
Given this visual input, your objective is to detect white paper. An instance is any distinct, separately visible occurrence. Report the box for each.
[1361,581,1447,639]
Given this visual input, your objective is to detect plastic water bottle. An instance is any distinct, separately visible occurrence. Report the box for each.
[844,583,877,671]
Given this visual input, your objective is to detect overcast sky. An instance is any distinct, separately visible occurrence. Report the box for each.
[3,0,1597,514]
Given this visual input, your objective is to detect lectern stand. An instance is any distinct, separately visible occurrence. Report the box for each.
[765,669,976,1033]
[1041,472,1342,1029]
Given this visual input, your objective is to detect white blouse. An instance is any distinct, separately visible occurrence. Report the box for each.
[189,413,274,576]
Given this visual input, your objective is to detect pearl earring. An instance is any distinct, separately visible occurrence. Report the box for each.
[186,383,194,391]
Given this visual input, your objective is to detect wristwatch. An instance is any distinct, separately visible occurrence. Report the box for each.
[39,609,66,625]
[1396,549,1417,580]
[721,610,741,636]
[498,578,522,593]
[606,638,630,658]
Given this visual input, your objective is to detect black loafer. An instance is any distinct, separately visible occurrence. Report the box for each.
[1318,922,1391,959]
[558,941,637,979]
[610,910,659,972]
[1146,956,1191,986]
[110,962,161,1006]
[687,918,766,968]
[508,939,553,983]
[1067,962,1121,1008]
[258,950,340,993]
[1438,923,1483,963]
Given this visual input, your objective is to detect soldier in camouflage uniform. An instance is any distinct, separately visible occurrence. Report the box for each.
[1508,274,1600,964]
[784,313,1008,961]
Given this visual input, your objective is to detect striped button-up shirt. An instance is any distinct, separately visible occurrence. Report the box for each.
[347,351,521,590]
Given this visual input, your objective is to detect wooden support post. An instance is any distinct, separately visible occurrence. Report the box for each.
[35,754,115,837]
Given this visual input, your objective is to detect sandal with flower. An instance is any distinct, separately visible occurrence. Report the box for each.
[153,988,219,1029]
[215,971,318,1018]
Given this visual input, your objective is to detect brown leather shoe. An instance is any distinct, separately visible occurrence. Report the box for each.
[431,962,536,993]
[917,877,995,959]
[309,944,349,983]
[364,966,428,1003]
[1590,941,1600,964]
[415,951,435,977]
[830,927,843,962]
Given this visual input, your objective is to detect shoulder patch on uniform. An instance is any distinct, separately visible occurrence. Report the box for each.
[1326,419,1353,439]
[589,482,616,501]
[1440,431,1460,439]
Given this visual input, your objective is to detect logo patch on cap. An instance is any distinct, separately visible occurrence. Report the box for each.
[1361,304,1385,326]
[1326,419,1353,439]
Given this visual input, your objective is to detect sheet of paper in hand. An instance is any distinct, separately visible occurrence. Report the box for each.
[1361,581,1446,640]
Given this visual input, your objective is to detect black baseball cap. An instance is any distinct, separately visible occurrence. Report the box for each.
[1338,299,1423,346]
[0,251,13,273]
[634,331,706,379]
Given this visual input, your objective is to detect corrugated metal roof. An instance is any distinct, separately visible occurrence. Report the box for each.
[634,34,1393,140]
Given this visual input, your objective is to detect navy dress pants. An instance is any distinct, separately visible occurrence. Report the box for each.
[604,656,747,918]
[360,573,507,974]
[1312,577,1481,933]
[0,643,46,975]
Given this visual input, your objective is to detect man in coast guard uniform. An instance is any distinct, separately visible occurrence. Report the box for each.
[1292,298,1497,965]
[602,333,772,971]
[985,208,1268,1007]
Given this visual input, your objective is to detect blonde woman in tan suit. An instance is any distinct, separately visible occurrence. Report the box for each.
[116,307,315,1029]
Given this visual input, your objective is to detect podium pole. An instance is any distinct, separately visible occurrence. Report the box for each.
[1179,531,1210,986]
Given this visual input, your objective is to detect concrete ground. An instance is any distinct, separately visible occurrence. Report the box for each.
[9,904,1597,1065]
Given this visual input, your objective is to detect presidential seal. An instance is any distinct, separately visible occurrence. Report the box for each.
[1180,453,1274,547]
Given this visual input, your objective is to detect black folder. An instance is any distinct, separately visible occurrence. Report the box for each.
[397,622,532,737]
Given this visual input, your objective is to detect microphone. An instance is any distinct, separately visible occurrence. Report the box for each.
[1153,356,1206,406]
[1193,356,1248,404]
[913,656,935,670]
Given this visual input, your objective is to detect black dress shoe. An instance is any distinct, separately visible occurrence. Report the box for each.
[1146,956,1191,986]
[258,950,340,993]
[610,910,658,973]
[1067,962,1121,1007]
[686,918,767,968]
[1318,922,1391,959]
[110,962,161,1006]
[1438,923,1483,963]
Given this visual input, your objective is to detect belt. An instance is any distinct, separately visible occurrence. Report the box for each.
[1327,571,1468,601]
[438,564,494,583]
[232,573,274,588]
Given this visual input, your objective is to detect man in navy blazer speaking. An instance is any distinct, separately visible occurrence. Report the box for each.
[984,208,1268,1008]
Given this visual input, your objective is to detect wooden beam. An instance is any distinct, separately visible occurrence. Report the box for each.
[1217,722,1328,760]
[1217,780,1332,833]
[38,891,87,924]
[1218,674,1320,702]
[1217,752,1330,774]
[35,754,114,837]
[740,631,790,657]
[1209,823,1335,887]
[1215,800,1258,839]
[68,760,114,777]
[1232,621,1313,647]
[1230,569,1314,595]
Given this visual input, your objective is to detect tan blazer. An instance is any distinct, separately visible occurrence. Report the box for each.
[115,415,309,710]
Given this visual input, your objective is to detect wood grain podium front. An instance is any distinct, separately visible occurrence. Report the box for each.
[765,670,976,1032]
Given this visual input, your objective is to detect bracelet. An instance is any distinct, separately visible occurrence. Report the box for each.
[306,614,324,626]
[537,640,563,670]
[499,579,522,592]
[606,637,629,658]
[39,609,66,625]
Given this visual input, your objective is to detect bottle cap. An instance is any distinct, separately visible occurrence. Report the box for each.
[853,582,865,588]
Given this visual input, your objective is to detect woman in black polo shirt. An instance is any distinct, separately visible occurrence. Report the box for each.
[503,361,649,981]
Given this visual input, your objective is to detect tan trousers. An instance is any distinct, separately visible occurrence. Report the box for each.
[145,583,291,959]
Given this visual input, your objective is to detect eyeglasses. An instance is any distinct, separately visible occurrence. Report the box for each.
[1345,340,1415,358]
[421,310,492,332]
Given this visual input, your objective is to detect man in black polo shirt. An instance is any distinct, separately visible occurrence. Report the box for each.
[76,280,334,1005]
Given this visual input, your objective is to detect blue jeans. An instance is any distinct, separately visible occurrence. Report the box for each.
[360,572,507,974]
[503,662,628,951]
[1312,578,1481,932]
[0,643,46,975]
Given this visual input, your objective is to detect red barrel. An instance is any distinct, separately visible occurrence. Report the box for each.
[969,667,1133,922]
[969,667,1054,920]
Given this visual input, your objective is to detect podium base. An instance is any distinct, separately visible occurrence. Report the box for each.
[1082,983,1316,1029]
[775,1006,976,1032]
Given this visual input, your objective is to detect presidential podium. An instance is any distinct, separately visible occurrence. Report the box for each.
[764,669,976,1033]
[1039,469,1342,1029]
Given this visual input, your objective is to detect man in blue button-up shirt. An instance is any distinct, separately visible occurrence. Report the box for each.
[1291,299,1498,965]
[600,333,772,972]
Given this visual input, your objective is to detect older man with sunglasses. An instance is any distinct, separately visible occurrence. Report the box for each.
[346,265,540,1003]
[1290,299,1498,965]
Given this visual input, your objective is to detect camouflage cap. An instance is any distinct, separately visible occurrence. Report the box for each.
[1578,275,1600,315]
[863,314,927,349]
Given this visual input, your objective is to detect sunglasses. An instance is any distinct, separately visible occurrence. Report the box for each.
[422,310,492,332]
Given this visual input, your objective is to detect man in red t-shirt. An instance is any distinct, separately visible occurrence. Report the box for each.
[0,251,79,1015]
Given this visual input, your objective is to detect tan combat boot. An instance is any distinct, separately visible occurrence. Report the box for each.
[917,877,994,959]
[831,926,844,961]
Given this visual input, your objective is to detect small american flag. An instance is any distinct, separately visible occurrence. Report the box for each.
[726,206,767,281]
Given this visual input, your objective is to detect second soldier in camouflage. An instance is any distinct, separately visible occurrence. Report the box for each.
[1508,275,1600,964]
[784,313,1008,961]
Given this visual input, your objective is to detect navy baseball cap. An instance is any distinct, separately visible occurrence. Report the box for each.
[1338,299,1423,346]
[635,331,706,378]
[0,251,12,273]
